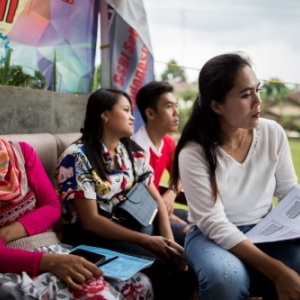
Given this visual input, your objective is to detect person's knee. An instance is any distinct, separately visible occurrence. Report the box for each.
[196,263,250,300]
[185,228,250,298]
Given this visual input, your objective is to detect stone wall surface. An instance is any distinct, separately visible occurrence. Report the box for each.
[0,85,88,134]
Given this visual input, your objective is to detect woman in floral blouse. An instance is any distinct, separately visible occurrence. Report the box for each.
[56,88,196,300]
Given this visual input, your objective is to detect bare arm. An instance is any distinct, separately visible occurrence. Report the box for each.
[143,184,186,257]
[0,221,28,244]
[162,180,183,215]
[74,197,149,243]
[73,197,183,260]
[146,182,174,240]
[231,240,300,299]
[162,190,177,215]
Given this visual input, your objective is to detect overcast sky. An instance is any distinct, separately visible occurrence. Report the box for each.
[142,0,300,86]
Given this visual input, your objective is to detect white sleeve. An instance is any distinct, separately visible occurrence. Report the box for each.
[179,144,247,249]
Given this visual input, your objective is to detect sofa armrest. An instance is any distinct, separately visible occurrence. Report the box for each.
[53,133,81,157]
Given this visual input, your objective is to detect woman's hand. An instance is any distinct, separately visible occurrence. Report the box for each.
[162,191,176,215]
[142,235,184,261]
[166,237,185,256]
[231,240,300,300]
[40,253,103,290]
[274,266,300,300]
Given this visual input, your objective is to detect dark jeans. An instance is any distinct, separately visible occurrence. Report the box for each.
[62,222,197,300]
[171,208,189,246]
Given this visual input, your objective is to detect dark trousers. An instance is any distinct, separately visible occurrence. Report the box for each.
[249,239,300,299]
[62,222,197,300]
[171,208,189,246]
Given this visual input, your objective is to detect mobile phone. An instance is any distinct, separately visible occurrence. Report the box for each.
[70,248,106,266]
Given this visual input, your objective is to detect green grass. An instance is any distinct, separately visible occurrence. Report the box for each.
[161,170,170,185]
[289,138,300,182]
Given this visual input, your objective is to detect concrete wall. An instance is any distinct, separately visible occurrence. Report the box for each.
[0,85,88,134]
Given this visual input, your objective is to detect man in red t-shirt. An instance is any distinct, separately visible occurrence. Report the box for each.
[132,81,188,245]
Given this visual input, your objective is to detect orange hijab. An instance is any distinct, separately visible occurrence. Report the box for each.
[0,139,28,206]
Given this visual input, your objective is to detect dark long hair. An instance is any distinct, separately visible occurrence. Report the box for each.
[169,52,252,202]
[80,88,142,180]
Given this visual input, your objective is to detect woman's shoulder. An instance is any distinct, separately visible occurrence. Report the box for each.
[61,141,84,155]
[57,142,87,165]
[18,141,36,161]
[17,141,35,154]
[131,146,147,160]
[182,141,203,151]
[179,141,204,160]
[258,118,285,136]
[259,117,281,128]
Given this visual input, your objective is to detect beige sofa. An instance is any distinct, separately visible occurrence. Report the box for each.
[0,133,81,187]
[0,132,187,205]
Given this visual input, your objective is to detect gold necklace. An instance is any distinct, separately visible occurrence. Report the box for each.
[227,130,246,156]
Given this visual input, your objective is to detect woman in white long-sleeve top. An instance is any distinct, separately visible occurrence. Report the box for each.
[169,52,300,300]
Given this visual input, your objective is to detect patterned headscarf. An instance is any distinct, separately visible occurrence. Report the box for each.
[0,139,28,206]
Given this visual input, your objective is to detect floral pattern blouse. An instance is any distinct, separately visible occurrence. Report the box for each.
[55,141,153,225]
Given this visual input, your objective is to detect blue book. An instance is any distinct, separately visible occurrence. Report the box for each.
[70,245,155,281]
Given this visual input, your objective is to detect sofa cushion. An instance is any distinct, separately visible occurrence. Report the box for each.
[53,133,80,157]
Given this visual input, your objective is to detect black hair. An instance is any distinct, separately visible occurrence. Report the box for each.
[80,88,143,180]
[136,81,174,123]
[170,52,252,202]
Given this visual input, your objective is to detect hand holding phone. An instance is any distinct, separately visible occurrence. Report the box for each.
[70,248,106,266]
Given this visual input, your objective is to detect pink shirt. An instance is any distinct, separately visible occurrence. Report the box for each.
[0,142,61,276]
